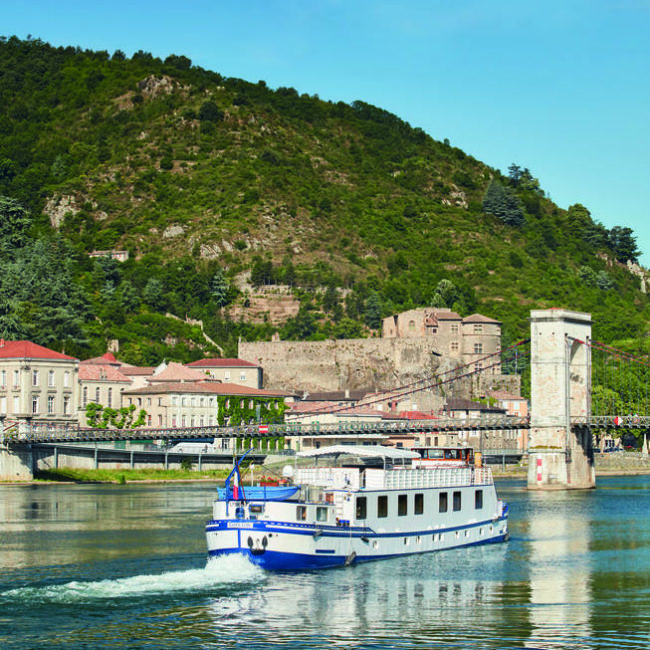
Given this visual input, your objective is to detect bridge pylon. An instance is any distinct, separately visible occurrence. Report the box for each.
[528,309,595,489]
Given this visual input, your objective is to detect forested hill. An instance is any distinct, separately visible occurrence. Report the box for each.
[0,35,648,365]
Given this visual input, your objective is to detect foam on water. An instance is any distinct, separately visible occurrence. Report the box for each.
[2,554,262,603]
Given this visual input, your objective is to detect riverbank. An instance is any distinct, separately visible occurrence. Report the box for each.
[3,452,650,485]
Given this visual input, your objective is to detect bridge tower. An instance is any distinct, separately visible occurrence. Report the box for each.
[528,309,595,489]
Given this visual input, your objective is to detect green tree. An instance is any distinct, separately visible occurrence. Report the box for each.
[211,269,230,307]
[365,291,382,329]
[608,226,639,263]
[143,278,166,310]
[482,179,524,226]
[0,196,32,253]
[198,100,223,123]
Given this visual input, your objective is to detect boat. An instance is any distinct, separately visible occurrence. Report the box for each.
[205,445,508,570]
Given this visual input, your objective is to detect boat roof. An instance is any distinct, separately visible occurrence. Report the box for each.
[296,445,419,460]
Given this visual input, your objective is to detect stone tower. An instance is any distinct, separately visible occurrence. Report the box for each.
[528,309,595,489]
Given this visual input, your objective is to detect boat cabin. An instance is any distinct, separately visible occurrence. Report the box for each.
[411,446,474,468]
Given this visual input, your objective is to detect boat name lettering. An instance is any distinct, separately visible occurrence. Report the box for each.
[228,522,255,529]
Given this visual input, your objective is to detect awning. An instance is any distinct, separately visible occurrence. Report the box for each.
[297,444,419,461]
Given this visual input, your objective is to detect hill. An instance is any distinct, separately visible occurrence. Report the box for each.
[0,35,648,365]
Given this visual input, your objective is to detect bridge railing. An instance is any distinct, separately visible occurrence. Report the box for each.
[571,415,650,429]
[2,415,531,444]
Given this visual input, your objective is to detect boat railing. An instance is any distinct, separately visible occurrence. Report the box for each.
[294,467,361,490]
[365,466,493,490]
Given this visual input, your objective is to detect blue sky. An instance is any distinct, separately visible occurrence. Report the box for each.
[5,0,650,264]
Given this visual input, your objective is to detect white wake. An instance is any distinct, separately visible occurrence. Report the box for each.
[2,555,262,603]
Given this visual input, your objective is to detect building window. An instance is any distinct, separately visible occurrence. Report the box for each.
[224,371,231,382]
[0,396,6,413]
[356,496,367,520]
[181,415,186,426]
[32,370,39,386]
[32,395,39,414]
[473,323,483,333]
[181,397,186,407]
[13,395,19,413]
[453,491,462,511]
[158,398,162,406]
[474,343,483,354]
[377,495,388,518]
[63,396,70,415]
[398,494,408,516]
[158,414,163,426]
[64,371,70,388]
[172,415,177,427]
[47,395,55,414]
[13,369,19,387]
[95,387,100,403]
[451,323,459,334]
[0,370,5,387]
[439,492,448,513]
[414,493,424,515]
[200,415,204,426]
[108,388,113,408]
[240,372,246,382]
[48,370,55,387]
[147,398,152,406]
[147,414,152,426]
[83,386,88,407]
[450,341,459,352]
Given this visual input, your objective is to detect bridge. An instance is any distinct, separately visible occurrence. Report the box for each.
[2,308,649,487]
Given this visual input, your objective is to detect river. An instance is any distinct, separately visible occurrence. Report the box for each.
[1,476,650,649]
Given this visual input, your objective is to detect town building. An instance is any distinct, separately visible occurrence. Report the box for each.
[0,340,79,425]
[185,358,263,389]
[381,308,502,373]
[78,352,133,425]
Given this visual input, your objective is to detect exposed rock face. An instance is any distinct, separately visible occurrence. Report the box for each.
[163,224,185,239]
[627,260,647,293]
[44,195,79,228]
[137,75,175,98]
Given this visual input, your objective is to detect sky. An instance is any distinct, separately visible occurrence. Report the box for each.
[4,0,650,265]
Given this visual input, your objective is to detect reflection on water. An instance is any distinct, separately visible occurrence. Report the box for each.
[2,478,650,649]
[526,493,591,648]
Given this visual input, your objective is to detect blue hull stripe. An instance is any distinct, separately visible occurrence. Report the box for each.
[207,533,508,571]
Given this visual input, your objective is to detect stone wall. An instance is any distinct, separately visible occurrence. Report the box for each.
[240,337,520,400]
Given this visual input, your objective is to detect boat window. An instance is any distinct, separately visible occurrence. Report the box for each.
[453,491,462,511]
[250,504,264,514]
[475,489,483,510]
[439,492,448,513]
[356,497,367,520]
[398,494,408,516]
[296,506,307,521]
[427,449,444,459]
[414,493,424,515]
[377,495,388,518]
[316,507,328,522]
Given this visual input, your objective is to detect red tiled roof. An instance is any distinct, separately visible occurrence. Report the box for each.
[396,410,439,420]
[120,366,155,376]
[288,401,383,416]
[462,313,501,324]
[0,340,77,361]
[122,381,288,398]
[78,365,132,382]
[434,310,461,320]
[186,358,259,368]
[149,362,207,383]
[81,352,122,366]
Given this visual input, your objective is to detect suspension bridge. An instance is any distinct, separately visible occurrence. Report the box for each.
[2,308,650,487]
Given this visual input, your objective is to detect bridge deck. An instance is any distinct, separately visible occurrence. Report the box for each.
[1,416,530,444]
